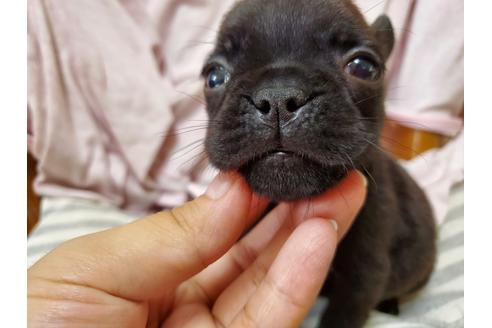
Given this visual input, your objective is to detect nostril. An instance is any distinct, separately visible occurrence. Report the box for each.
[242,94,271,114]
[258,100,271,114]
[286,98,300,112]
[250,88,318,115]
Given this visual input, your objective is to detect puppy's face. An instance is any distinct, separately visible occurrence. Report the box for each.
[203,0,394,200]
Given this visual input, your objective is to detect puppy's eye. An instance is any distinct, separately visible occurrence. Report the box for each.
[344,57,380,81]
[206,65,230,88]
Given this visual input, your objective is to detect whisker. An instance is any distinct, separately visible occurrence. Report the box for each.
[302,197,313,223]
[376,27,417,37]
[359,117,435,131]
[193,154,213,176]
[354,86,406,105]
[182,40,216,50]
[178,150,208,169]
[363,0,386,13]
[340,160,350,181]
[186,119,226,125]
[162,127,209,138]
[174,89,206,105]
[378,134,430,162]
[171,144,205,163]
[158,124,209,135]
[343,151,357,172]
[363,137,429,166]
[354,85,408,106]
[358,127,431,166]
[189,25,219,34]
[360,164,378,190]
[172,124,209,131]
[167,125,209,133]
[201,165,214,178]
[362,137,388,157]
[187,40,216,45]
[170,139,204,157]
[149,127,205,139]
[190,158,214,178]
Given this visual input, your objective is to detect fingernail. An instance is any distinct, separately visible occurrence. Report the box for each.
[205,172,236,200]
[329,219,339,232]
[356,170,368,187]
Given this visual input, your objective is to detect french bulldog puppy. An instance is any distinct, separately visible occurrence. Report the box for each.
[202,0,436,327]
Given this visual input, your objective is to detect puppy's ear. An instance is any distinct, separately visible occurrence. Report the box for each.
[371,15,394,61]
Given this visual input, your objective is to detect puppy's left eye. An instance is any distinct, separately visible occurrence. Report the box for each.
[206,65,230,88]
[345,57,380,81]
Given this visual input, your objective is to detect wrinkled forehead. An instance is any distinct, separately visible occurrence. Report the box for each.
[214,0,374,65]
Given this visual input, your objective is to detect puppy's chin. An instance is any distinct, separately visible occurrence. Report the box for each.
[239,152,346,201]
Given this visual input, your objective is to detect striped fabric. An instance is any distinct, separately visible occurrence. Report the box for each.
[27,197,135,267]
[27,183,464,327]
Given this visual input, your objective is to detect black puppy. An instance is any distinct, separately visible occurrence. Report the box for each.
[202,0,436,327]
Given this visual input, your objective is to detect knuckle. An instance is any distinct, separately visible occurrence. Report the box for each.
[167,208,210,268]
[264,275,305,311]
[251,260,269,290]
[241,302,259,328]
[231,242,259,271]
[169,207,198,237]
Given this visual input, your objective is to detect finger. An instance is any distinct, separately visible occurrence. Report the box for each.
[212,170,366,324]
[229,218,337,328]
[212,211,296,326]
[292,170,367,241]
[28,172,269,303]
[177,203,293,305]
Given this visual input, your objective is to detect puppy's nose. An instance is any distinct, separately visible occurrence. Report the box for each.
[252,88,308,120]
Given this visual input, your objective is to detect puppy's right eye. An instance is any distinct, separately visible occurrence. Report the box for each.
[344,56,380,81]
[206,65,230,89]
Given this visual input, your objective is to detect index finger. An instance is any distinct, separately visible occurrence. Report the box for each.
[28,173,269,302]
[229,218,338,328]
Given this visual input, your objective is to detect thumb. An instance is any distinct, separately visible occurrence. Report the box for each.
[28,172,268,302]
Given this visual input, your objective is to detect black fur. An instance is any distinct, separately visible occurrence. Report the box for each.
[202,1,436,327]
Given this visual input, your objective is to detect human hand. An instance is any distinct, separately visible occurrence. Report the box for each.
[28,171,366,328]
